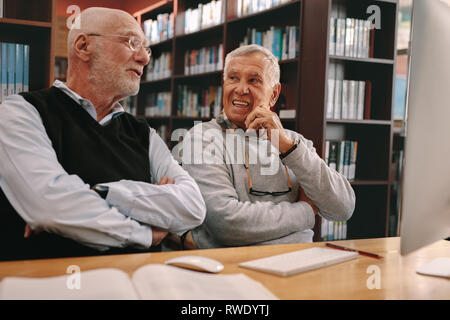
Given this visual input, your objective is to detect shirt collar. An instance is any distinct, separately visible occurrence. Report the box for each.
[216,111,239,131]
[52,80,125,123]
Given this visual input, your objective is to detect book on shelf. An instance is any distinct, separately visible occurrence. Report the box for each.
[0,0,3,18]
[184,0,223,34]
[184,44,223,76]
[54,57,68,82]
[145,91,171,117]
[236,0,292,17]
[240,25,299,60]
[146,51,172,81]
[143,12,174,44]
[1,43,7,103]
[364,80,372,119]
[177,85,222,118]
[0,264,277,300]
[321,219,347,241]
[329,1,372,59]
[325,140,358,181]
[7,43,14,96]
[14,44,23,93]
[121,96,137,116]
[0,42,30,103]
[156,125,169,144]
[326,62,371,121]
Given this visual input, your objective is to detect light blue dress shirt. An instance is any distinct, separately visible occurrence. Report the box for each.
[0,81,205,251]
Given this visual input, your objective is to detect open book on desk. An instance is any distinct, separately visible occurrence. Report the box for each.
[0,264,277,300]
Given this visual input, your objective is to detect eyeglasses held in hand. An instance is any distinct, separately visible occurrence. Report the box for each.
[87,33,152,56]
[244,152,292,196]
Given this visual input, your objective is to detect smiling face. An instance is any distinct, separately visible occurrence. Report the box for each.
[222,52,280,128]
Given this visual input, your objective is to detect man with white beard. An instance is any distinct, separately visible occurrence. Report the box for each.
[0,7,205,261]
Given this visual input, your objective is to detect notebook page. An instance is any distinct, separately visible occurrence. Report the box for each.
[131,264,278,300]
[0,268,138,300]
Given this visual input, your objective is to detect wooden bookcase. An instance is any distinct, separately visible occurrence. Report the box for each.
[0,0,56,90]
[133,0,398,241]
[133,0,303,146]
[299,0,398,240]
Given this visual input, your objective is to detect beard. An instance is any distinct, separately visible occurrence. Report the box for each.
[88,51,141,98]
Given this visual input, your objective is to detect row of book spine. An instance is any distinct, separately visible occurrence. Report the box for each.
[324,140,358,181]
[240,25,299,61]
[184,0,223,34]
[321,219,347,241]
[329,18,372,58]
[184,44,223,75]
[236,0,292,17]
[145,91,172,117]
[143,12,174,45]
[156,125,169,143]
[0,42,30,103]
[327,79,370,120]
[121,96,137,116]
[177,85,222,118]
[326,62,371,120]
[146,52,172,81]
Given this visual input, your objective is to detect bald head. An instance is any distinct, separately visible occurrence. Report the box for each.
[67,7,144,57]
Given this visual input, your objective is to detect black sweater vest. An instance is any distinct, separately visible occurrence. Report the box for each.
[0,87,156,261]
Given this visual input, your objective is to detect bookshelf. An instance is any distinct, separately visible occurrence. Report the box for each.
[0,0,56,91]
[133,0,398,241]
[300,0,398,240]
[133,0,302,145]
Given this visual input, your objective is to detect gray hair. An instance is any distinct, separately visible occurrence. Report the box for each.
[223,44,280,87]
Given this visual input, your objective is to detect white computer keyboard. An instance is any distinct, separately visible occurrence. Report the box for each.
[239,247,358,276]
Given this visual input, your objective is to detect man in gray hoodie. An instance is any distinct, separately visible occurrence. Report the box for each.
[178,44,355,249]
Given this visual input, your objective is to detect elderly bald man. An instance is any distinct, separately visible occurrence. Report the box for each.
[0,7,206,261]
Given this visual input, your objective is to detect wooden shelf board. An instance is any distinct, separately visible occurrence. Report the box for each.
[175,23,224,40]
[350,180,390,186]
[329,55,394,65]
[326,119,392,125]
[0,17,52,28]
[133,0,174,18]
[279,58,299,65]
[149,38,173,48]
[141,77,172,85]
[174,70,223,80]
[173,116,212,121]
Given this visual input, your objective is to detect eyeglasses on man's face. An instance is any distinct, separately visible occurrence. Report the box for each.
[244,152,292,196]
[87,33,152,57]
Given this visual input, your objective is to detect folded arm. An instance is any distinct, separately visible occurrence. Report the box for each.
[0,95,154,250]
[181,128,315,247]
[283,132,356,221]
[101,129,206,236]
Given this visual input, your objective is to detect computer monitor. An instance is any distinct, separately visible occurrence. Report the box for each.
[399,0,450,255]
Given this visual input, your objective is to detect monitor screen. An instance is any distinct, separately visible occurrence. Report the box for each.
[399,0,450,255]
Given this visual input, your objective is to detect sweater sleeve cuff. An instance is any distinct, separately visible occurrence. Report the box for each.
[301,201,316,230]
[281,138,309,169]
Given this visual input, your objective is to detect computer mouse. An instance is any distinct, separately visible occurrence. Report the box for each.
[165,255,224,273]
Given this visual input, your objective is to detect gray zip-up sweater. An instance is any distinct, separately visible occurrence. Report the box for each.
[178,115,355,248]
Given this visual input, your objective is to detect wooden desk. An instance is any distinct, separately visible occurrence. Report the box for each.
[0,237,448,299]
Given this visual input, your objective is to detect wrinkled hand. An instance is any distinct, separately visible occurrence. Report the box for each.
[156,176,175,185]
[244,106,295,154]
[299,186,319,215]
[151,227,169,246]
